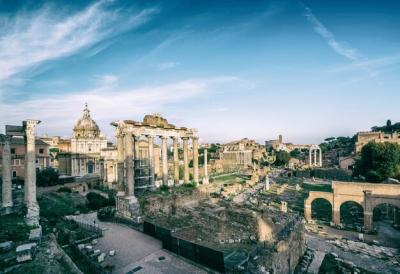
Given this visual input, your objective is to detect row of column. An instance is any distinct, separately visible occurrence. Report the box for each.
[116,131,199,197]
[1,120,40,225]
[309,147,322,167]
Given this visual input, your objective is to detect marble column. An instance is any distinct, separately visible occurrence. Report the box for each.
[182,137,189,183]
[116,130,125,191]
[147,135,155,186]
[161,136,168,186]
[1,135,13,209]
[309,149,312,167]
[313,149,317,166]
[319,149,322,167]
[203,148,209,184]
[192,137,199,183]
[24,119,41,225]
[173,137,179,184]
[125,133,134,196]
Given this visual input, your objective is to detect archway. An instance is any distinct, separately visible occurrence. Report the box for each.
[373,203,400,230]
[311,198,332,223]
[340,201,364,228]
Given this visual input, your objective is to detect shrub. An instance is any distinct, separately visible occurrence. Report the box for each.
[98,207,116,221]
[57,186,72,193]
[86,192,114,210]
[37,168,60,187]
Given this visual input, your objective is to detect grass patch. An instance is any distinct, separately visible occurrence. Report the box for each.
[301,182,332,192]
[0,213,32,243]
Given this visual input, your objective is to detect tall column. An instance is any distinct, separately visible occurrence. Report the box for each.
[125,133,134,196]
[116,130,125,191]
[192,137,199,183]
[319,148,322,167]
[314,149,317,166]
[182,137,189,183]
[203,148,209,184]
[173,137,179,184]
[161,136,168,186]
[309,149,312,167]
[1,135,13,209]
[24,119,41,225]
[147,135,155,186]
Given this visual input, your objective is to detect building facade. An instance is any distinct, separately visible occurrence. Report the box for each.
[355,131,400,153]
[58,104,108,177]
[0,137,50,180]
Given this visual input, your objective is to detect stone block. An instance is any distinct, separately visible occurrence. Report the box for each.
[109,250,116,256]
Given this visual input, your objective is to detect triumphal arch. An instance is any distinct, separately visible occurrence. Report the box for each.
[304,181,400,231]
[111,114,199,220]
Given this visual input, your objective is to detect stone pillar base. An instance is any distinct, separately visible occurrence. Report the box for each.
[116,195,141,223]
[25,204,40,226]
[0,206,13,216]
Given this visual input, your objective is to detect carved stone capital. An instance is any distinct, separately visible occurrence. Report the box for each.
[24,119,40,143]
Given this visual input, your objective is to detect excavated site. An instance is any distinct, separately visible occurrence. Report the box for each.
[139,177,306,273]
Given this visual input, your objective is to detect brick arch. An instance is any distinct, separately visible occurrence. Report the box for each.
[304,191,333,222]
[310,197,333,222]
[370,198,400,211]
[339,200,364,225]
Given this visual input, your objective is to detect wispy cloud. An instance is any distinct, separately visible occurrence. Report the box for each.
[304,7,360,61]
[0,1,158,84]
[156,61,180,71]
[0,76,239,137]
[303,6,382,79]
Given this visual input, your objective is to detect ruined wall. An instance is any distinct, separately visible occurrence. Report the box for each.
[269,220,306,274]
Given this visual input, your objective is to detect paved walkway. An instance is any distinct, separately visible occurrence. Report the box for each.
[74,213,208,274]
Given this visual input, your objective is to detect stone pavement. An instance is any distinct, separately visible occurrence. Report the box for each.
[73,213,208,274]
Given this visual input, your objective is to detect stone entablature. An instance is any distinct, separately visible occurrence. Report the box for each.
[304,181,400,231]
[112,114,200,220]
[356,131,400,153]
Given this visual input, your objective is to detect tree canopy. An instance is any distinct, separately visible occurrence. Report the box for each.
[274,150,290,166]
[371,119,400,133]
[353,142,400,182]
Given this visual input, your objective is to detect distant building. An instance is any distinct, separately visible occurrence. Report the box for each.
[339,156,356,175]
[220,138,264,171]
[0,137,50,180]
[58,104,108,177]
[355,131,400,153]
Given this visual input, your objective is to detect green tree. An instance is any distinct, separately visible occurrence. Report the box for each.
[36,168,60,187]
[353,142,400,182]
[274,150,290,166]
[290,148,301,158]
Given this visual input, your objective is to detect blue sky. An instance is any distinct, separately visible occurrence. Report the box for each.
[0,0,399,144]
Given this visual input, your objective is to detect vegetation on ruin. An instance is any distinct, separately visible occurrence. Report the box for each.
[295,168,352,181]
[0,213,32,243]
[39,192,89,226]
[86,191,115,210]
[353,141,400,182]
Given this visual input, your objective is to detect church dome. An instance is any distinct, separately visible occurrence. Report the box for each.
[73,104,100,138]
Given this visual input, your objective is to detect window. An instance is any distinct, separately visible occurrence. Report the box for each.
[13,159,20,166]
[36,159,39,164]
[39,148,44,154]
[12,171,17,178]
[11,148,15,154]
